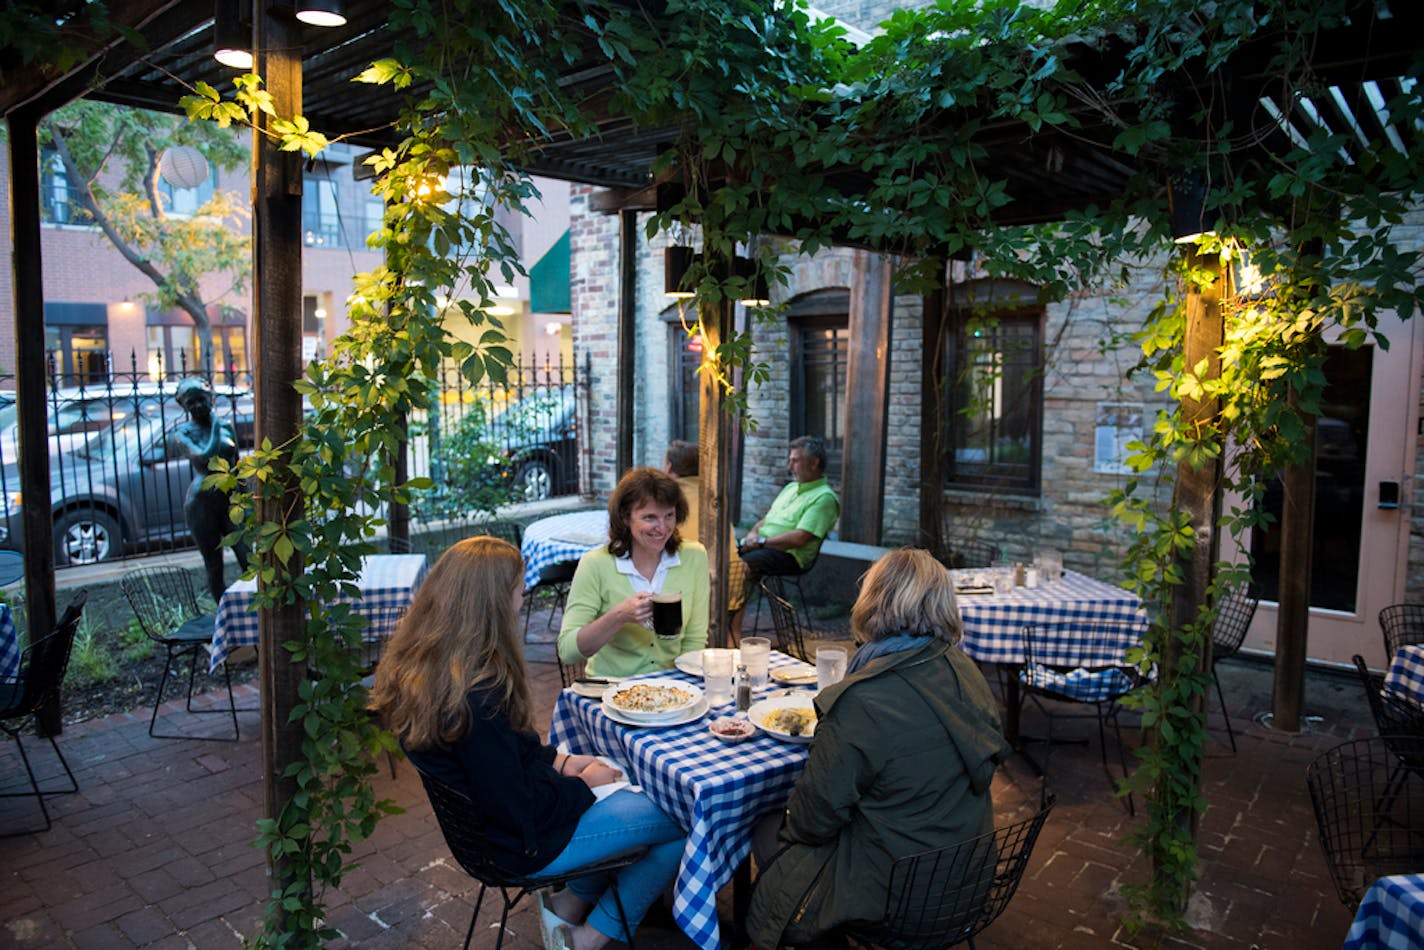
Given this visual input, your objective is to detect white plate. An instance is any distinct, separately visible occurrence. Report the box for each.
[675,649,741,677]
[770,666,818,686]
[567,677,624,699]
[602,697,709,728]
[602,681,704,722]
[747,695,818,744]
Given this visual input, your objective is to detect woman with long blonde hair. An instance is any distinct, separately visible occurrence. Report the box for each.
[371,536,685,950]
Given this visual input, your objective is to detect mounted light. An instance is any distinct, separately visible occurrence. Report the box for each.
[665,246,696,299]
[213,0,252,69]
[294,0,347,27]
[735,257,770,308]
[1168,170,1212,244]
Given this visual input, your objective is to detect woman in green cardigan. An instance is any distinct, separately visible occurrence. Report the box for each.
[558,467,710,678]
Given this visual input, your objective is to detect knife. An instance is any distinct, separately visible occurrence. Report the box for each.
[575,677,620,685]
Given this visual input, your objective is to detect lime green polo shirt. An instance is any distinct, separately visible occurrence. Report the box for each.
[761,476,840,568]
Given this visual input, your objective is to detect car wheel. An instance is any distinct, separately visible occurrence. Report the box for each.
[54,509,121,565]
[516,459,554,502]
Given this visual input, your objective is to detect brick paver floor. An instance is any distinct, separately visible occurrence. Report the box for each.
[0,613,1376,948]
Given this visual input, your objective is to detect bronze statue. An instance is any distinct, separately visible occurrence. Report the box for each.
[173,377,250,603]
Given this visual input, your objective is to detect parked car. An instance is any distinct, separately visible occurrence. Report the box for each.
[484,385,578,502]
[0,390,254,565]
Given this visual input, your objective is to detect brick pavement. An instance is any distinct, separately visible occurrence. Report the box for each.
[0,617,1377,949]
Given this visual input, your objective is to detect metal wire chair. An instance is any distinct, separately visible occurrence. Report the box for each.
[1210,585,1259,754]
[763,580,809,661]
[1378,604,1424,664]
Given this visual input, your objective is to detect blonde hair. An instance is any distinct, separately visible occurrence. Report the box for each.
[369,536,531,749]
[850,548,962,646]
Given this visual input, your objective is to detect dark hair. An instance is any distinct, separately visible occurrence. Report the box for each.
[664,440,699,477]
[790,435,827,474]
[607,467,687,558]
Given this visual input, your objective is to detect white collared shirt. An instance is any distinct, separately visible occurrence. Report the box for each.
[614,548,681,594]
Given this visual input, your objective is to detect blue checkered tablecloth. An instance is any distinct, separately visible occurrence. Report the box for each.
[522,509,608,590]
[548,652,815,950]
[1344,873,1424,949]
[0,604,19,683]
[1384,645,1424,708]
[209,554,429,673]
[950,569,1146,664]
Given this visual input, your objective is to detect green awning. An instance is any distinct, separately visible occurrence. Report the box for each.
[529,229,571,314]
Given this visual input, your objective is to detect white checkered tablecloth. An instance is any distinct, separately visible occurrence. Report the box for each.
[1383,645,1424,707]
[548,652,815,950]
[522,509,608,590]
[950,569,1146,664]
[1344,874,1424,949]
[0,604,19,683]
[209,554,429,673]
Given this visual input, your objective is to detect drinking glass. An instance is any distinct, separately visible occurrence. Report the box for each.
[741,636,771,688]
[651,591,683,639]
[702,648,734,706]
[816,645,848,691]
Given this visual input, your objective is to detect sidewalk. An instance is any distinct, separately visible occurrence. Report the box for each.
[0,614,1374,948]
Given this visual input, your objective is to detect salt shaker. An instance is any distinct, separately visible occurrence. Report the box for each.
[736,664,751,712]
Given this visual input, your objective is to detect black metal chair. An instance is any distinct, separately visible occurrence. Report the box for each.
[1210,585,1259,753]
[416,767,645,949]
[121,566,240,741]
[933,539,1000,570]
[1018,620,1150,814]
[763,580,809,661]
[1378,603,1424,663]
[748,550,819,638]
[0,591,87,835]
[1305,736,1424,912]
[524,559,578,642]
[1352,655,1424,774]
[842,797,1055,950]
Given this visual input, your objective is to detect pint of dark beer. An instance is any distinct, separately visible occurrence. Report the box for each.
[651,591,683,638]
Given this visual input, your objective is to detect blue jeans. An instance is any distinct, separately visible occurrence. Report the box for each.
[534,790,685,941]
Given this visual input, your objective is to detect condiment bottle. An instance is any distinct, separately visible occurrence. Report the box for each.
[736,664,751,712]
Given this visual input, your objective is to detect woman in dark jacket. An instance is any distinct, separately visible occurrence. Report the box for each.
[748,547,1010,949]
[370,536,685,950]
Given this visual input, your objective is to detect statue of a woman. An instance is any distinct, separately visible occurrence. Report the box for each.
[173,377,250,603]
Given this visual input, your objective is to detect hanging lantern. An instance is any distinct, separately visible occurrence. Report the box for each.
[160,146,209,190]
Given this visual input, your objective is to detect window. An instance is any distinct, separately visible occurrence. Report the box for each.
[668,320,702,441]
[944,308,1043,493]
[146,307,249,378]
[40,149,90,226]
[364,197,385,241]
[303,177,342,247]
[792,318,848,480]
[158,163,216,216]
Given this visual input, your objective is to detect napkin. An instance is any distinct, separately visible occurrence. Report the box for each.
[556,742,642,800]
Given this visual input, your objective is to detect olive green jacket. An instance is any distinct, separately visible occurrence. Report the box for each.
[748,638,1009,948]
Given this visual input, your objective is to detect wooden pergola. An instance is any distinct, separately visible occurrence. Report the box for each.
[3,0,1419,899]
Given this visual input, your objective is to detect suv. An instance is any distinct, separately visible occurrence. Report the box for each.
[0,390,254,565]
[484,385,578,502]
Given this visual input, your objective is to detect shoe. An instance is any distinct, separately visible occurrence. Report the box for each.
[546,922,574,950]
[536,889,573,950]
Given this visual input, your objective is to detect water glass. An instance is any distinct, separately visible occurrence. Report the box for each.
[816,645,848,691]
[702,648,735,706]
[741,636,771,688]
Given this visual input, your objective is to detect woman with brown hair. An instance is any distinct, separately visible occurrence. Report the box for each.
[747,547,1009,949]
[370,536,685,950]
[557,467,709,678]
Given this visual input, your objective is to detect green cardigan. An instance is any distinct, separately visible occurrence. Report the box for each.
[556,542,710,678]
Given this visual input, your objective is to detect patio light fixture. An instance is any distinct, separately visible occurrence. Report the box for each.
[293,0,347,27]
[1168,170,1213,243]
[735,257,770,308]
[213,0,253,69]
[664,245,696,298]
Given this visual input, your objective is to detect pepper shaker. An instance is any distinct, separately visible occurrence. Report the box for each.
[736,664,751,712]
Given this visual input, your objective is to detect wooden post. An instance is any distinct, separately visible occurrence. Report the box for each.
[616,209,637,477]
[918,279,947,554]
[840,250,892,544]
[6,109,58,731]
[253,7,309,921]
[698,295,735,647]
[1167,245,1223,852]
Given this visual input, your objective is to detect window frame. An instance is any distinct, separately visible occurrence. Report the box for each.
[787,292,849,481]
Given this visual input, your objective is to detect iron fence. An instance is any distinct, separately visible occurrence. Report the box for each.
[0,351,584,568]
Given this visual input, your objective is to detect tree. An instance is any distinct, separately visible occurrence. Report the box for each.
[40,100,249,370]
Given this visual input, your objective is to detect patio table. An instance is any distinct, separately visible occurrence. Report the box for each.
[521,509,607,591]
[1383,644,1424,707]
[208,554,429,673]
[0,603,18,682]
[548,650,814,950]
[1343,873,1424,949]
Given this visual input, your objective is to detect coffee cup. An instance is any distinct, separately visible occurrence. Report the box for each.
[651,591,683,639]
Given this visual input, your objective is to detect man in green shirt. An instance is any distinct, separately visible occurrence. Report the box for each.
[731,435,840,640]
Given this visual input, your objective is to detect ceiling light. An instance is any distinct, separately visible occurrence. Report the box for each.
[295,0,346,27]
[213,0,252,69]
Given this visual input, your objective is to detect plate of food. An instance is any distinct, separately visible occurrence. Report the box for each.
[675,649,741,677]
[602,681,704,723]
[747,695,818,745]
[602,695,708,728]
[770,665,818,686]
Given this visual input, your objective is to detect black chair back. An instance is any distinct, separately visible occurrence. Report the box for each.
[3,591,87,718]
[934,539,999,571]
[121,566,205,641]
[1352,655,1424,769]
[846,797,1054,950]
[1378,603,1424,663]
[763,581,809,661]
[1212,585,1258,660]
[1306,736,1424,911]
